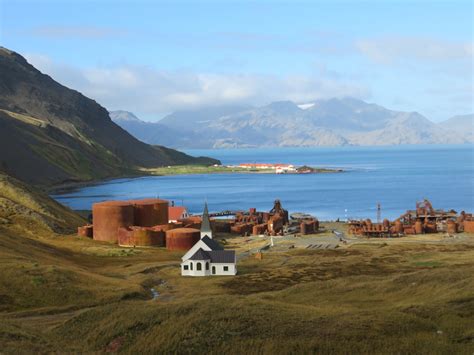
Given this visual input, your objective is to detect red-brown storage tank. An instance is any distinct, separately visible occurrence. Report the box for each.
[93,201,134,242]
[414,220,423,234]
[78,225,93,238]
[214,220,231,233]
[179,217,201,229]
[446,220,457,234]
[314,219,319,231]
[131,199,169,226]
[252,223,267,235]
[300,222,307,235]
[119,226,165,247]
[463,220,474,233]
[393,220,403,233]
[166,228,200,251]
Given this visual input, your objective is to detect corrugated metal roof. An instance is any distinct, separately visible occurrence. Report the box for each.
[208,250,235,263]
[189,248,210,260]
[188,248,235,263]
[201,235,223,250]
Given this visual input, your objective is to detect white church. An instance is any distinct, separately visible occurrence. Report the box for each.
[181,203,237,277]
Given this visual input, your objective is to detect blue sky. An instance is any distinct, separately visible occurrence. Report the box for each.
[1,0,472,121]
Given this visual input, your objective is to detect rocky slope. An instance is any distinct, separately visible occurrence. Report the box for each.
[0,172,84,233]
[0,47,218,186]
[113,98,472,148]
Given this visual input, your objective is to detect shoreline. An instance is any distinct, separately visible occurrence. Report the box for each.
[49,165,344,195]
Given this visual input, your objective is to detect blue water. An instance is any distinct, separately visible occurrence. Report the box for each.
[52,145,474,221]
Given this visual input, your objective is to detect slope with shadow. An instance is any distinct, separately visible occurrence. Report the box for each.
[0,47,218,186]
[0,172,84,234]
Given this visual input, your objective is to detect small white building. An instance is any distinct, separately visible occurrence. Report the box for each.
[181,203,237,276]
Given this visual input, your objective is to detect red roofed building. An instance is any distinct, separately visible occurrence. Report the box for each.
[168,206,190,222]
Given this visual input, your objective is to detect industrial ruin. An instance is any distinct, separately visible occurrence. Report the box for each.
[348,199,474,237]
[77,199,321,249]
[78,198,203,250]
[215,200,320,237]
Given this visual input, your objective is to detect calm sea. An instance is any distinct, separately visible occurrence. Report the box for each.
[52,145,474,221]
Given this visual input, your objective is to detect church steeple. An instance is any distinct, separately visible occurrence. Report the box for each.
[200,202,213,239]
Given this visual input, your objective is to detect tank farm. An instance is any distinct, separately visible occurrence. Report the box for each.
[78,198,473,249]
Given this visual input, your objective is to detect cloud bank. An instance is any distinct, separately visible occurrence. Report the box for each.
[25,53,370,119]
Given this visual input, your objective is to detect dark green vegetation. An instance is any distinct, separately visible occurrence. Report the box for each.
[0,181,473,354]
[0,47,218,187]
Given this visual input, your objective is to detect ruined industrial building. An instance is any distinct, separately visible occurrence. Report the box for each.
[77,197,473,254]
[348,199,474,237]
[77,199,320,249]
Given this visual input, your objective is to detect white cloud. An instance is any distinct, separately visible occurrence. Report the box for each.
[356,36,473,64]
[24,53,369,119]
[23,26,127,39]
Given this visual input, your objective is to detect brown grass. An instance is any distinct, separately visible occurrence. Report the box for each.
[0,222,473,354]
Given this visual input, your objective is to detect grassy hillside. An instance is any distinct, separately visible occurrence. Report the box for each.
[0,217,473,353]
[0,172,84,234]
[0,47,219,187]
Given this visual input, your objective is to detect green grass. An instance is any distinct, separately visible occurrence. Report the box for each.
[141,165,341,176]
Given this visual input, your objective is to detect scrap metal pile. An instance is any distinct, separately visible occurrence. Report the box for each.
[348,199,474,237]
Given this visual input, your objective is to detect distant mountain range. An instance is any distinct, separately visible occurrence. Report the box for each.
[0,47,218,186]
[111,99,473,149]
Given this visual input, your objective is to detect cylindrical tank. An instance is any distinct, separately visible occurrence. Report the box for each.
[179,217,201,229]
[463,220,474,233]
[300,222,307,235]
[166,228,200,251]
[394,220,403,233]
[118,227,165,247]
[446,220,457,234]
[93,201,134,242]
[414,220,423,234]
[77,225,93,238]
[214,220,231,233]
[132,199,169,226]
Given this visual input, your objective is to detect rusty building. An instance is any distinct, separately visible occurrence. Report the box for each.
[348,199,472,237]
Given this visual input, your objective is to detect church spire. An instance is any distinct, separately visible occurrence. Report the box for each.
[200,202,213,239]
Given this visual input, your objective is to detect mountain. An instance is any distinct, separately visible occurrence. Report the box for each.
[111,105,252,148]
[113,98,471,149]
[439,114,474,141]
[0,48,218,186]
[109,110,192,148]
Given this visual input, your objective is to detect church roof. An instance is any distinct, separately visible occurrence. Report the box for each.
[201,202,212,233]
[201,235,223,250]
[208,250,235,263]
[189,248,210,261]
[189,248,235,263]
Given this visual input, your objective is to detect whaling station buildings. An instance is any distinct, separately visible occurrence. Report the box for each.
[77,197,474,277]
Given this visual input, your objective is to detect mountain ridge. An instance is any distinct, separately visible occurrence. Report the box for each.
[112,99,473,149]
[0,47,219,186]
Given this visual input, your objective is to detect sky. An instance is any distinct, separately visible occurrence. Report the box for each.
[1,0,473,122]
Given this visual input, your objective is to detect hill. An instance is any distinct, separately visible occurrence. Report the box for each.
[0,172,84,234]
[113,98,472,148]
[439,114,474,141]
[0,47,219,186]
